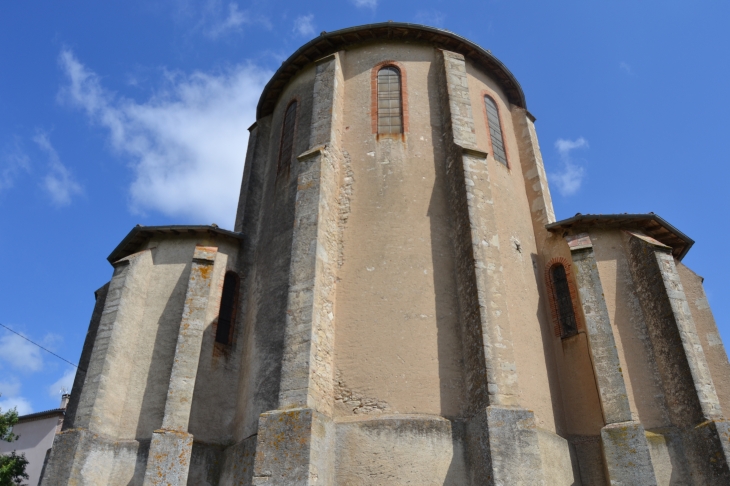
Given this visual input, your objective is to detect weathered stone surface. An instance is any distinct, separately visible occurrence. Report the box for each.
[142,429,194,486]
[142,246,219,484]
[220,435,257,486]
[40,428,147,486]
[63,282,109,431]
[600,422,656,485]
[645,427,692,484]
[627,234,730,482]
[335,415,467,485]
[569,240,632,425]
[73,249,154,435]
[466,406,546,485]
[569,435,607,485]
[253,409,334,485]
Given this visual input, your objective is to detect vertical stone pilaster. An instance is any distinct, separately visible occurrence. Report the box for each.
[437,48,547,485]
[512,108,555,232]
[235,122,261,233]
[627,232,730,482]
[63,282,109,431]
[252,52,344,486]
[41,249,154,485]
[143,246,218,486]
[568,235,632,424]
[568,233,657,484]
[439,48,519,410]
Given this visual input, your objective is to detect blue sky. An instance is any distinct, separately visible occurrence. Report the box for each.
[1,0,729,414]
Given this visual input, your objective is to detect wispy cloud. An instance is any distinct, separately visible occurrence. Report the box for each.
[208,2,249,37]
[0,332,44,372]
[0,378,32,415]
[351,0,377,9]
[33,132,82,206]
[58,49,271,227]
[620,61,632,75]
[293,14,316,38]
[0,395,32,416]
[48,368,76,397]
[550,137,589,196]
[414,10,445,27]
[0,137,31,192]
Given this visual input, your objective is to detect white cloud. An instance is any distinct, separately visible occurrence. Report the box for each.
[414,10,446,27]
[550,137,589,196]
[208,2,249,37]
[0,396,32,416]
[620,61,632,75]
[200,1,271,38]
[293,14,316,38]
[0,137,31,192]
[555,137,589,158]
[0,379,21,398]
[0,332,44,372]
[48,368,76,397]
[33,132,82,206]
[0,379,31,415]
[58,49,271,227]
[352,0,377,9]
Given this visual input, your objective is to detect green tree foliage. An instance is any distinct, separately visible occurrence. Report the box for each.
[0,396,29,486]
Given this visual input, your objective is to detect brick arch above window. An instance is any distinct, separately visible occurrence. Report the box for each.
[370,60,409,135]
[480,91,510,168]
[544,257,583,338]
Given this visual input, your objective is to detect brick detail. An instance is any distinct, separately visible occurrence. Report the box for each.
[480,90,512,169]
[370,60,409,134]
[544,256,583,337]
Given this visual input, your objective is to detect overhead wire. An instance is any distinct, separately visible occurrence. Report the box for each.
[0,322,85,373]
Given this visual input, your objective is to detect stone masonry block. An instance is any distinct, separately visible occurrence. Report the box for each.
[466,406,544,485]
[142,429,194,486]
[253,408,334,485]
[600,422,657,485]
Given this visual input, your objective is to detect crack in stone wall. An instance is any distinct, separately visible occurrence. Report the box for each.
[334,371,389,415]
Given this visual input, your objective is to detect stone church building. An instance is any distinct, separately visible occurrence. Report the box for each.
[41,23,730,485]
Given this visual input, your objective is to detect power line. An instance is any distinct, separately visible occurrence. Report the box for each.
[0,322,84,373]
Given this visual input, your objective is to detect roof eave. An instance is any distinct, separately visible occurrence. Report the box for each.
[546,213,694,261]
[107,225,243,264]
[256,22,526,120]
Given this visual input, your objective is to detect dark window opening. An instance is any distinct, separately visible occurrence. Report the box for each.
[484,96,508,166]
[551,264,578,338]
[215,271,240,345]
[377,66,403,134]
[278,100,298,174]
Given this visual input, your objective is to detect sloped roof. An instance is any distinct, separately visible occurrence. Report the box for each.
[546,213,694,261]
[257,22,526,119]
[17,408,64,423]
[107,225,243,264]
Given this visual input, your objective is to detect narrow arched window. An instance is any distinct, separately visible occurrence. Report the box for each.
[215,271,240,345]
[278,100,298,174]
[377,67,403,134]
[549,264,578,338]
[484,96,508,166]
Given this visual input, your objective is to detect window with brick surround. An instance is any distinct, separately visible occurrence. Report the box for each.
[484,95,508,166]
[377,66,403,134]
[215,271,240,345]
[277,100,298,174]
[549,263,578,338]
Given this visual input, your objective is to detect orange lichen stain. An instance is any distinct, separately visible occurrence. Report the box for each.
[198,265,213,279]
